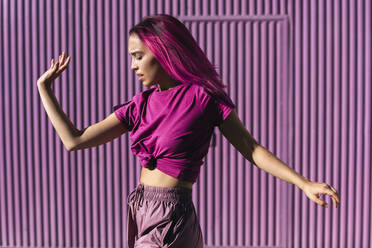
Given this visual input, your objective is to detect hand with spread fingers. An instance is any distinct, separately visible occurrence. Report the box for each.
[301,181,340,208]
[37,51,71,88]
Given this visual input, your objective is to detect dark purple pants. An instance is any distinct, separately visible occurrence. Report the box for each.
[127,183,204,247]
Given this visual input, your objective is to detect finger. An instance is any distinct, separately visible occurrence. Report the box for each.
[60,56,71,69]
[327,189,340,204]
[54,54,70,74]
[332,193,340,207]
[329,185,338,195]
[63,53,68,64]
[333,192,340,204]
[314,197,328,208]
[63,56,71,67]
[331,196,337,208]
[58,61,69,73]
[324,190,340,208]
[309,192,327,208]
[59,53,65,64]
[61,51,66,62]
[330,186,340,202]
[54,61,59,71]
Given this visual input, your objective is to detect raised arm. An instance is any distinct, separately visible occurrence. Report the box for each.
[218,109,340,209]
[37,51,128,151]
[37,81,79,150]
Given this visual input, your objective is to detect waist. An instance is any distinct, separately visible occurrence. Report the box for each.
[140,167,193,189]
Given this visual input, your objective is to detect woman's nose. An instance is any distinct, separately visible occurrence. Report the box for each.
[131,60,138,70]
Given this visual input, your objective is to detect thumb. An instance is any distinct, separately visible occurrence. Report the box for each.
[311,194,328,208]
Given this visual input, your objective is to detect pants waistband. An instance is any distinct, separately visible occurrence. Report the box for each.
[127,183,192,207]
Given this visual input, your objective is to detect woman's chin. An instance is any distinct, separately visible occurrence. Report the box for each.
[142,80,155,88]
[142,82,151,88]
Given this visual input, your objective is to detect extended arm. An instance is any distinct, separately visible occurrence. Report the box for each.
[250,145,310,189]
[218,109,340,208]
[217,110,309,188]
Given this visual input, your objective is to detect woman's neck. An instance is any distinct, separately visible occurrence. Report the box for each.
[158,80,182,91]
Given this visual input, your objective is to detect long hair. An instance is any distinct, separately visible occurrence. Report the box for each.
[129,14,236,109]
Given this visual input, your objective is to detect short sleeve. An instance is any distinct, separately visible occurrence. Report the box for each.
[112,99,138,131]
[198,87,234,127]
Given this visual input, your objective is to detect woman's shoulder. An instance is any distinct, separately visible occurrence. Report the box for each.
[189,84,215,102]
[133,87,157,101]
[186,83,211,97]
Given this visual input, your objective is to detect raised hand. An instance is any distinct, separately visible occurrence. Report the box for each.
[37,51,71,87]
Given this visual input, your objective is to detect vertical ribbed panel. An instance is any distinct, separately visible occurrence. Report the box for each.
[0,1,371,248]
[289,1,371,248]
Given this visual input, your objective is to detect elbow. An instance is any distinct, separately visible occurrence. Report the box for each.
[66,130,84,151]
[65,144,74,152]
[245,141,260,165]
[65,141,78,152]
[67,145,75,152]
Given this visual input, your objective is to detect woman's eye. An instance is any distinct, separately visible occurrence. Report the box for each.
[136,56,142,60]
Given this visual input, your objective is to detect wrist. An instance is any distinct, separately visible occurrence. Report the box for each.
[296,176,311,190]
[37,80,52,89]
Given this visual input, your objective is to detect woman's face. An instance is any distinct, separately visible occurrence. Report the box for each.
[128,33,169,88]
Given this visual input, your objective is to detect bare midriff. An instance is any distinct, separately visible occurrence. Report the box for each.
[139,167,193,189]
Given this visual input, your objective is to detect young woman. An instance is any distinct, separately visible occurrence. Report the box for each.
[37,14,340,248]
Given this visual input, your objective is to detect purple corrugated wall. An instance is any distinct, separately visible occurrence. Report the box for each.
[0,0,370,247]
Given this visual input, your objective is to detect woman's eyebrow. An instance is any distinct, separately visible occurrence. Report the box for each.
[129,50,144,56]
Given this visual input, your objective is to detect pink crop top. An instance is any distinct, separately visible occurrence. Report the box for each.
[112,83,234,183]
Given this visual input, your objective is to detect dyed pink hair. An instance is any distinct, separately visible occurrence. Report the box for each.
[129,14,235,109]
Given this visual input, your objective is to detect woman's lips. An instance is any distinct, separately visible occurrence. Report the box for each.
[139,76,144,80]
